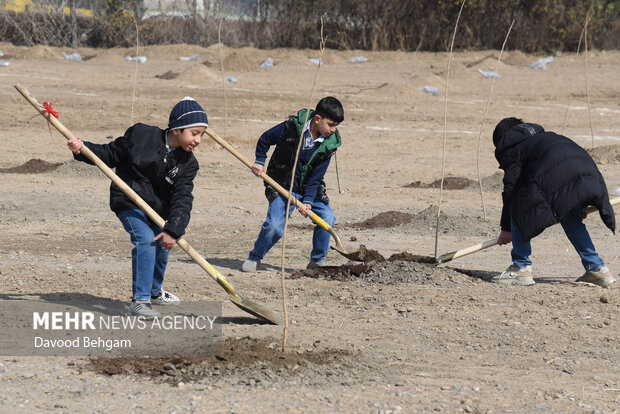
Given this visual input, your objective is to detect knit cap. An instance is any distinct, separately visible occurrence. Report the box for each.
[168,97,208,131]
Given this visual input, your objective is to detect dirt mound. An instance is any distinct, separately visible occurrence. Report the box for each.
[293,258,475,286]
[360,260,476,285]
[156,70,179,80]
[587,144,620,165]
[404,172,504,192]
[404,176,475,190]
[177,64,221,85]
[351,211,414,229]
[88,47,131,62]
[413,71,444,89]
[403,205,497,236]
[52,160,106,177]
[503,50,532,66]
[338,244,386,262]
[141,44,212,61]
[448,62,481,81]
[14,45,64,61]
[198,46,273,72]
[0,159,62,174]
[87,337,366,387]
[349,207,496,236]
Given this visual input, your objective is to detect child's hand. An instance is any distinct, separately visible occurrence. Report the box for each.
[298,203,312,217]
[497,230,512,245]
[251,163,264,176]
[154,232,176,250]
[67,137,84,154]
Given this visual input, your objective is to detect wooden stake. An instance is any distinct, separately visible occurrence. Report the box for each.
[218,19,229,138]
[128,11,139,126]
[560,20,586,135]
[435,0,466,259]
[584,12,594,149]
[280,18,327,352]
[475,18,514,221]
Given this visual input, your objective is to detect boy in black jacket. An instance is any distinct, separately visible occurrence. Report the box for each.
[242,97,344,272]
[67,97,208,317]
[492,117,616,286]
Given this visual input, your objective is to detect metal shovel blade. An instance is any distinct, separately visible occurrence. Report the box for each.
[229,295,281,325]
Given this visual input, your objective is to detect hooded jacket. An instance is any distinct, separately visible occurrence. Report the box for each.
[75,123,198,239]
[255,108,341,205]
[494,122,615,241]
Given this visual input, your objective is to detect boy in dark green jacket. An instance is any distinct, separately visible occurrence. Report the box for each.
[242,97,344,271]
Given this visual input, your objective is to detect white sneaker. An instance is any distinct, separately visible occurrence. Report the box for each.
[490,264,534,285]
[151,289,180,306]
[576,266,616,287]
[130,301,160,319]
[306,260,327,270]
[241,259,259,272]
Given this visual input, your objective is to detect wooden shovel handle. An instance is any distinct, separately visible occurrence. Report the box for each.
[14,85,237,294]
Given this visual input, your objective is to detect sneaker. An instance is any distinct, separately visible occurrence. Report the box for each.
[306,260,327,270]
[241,259,259,272]
[576,266,616,287]
[130,301,160,319]
[151,289,180,306]
[490,264,535,285]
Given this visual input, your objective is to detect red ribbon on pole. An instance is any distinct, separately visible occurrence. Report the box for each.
[42,102,59,119]
[42,102,59,135]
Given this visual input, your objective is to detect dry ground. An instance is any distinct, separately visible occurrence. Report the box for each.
[0,42,619,413]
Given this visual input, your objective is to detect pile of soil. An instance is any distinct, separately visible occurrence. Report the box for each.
[351,211,414,229]
[177,64,221,84]
[155,70,179,80]
[52,160,105,177]
[403,172,504,192]
[404,176,474,190]
[87,337,367,387]
[0,158,62,174]
[293,257,475,286]
[587,144,620,165]
[350,207,496,236]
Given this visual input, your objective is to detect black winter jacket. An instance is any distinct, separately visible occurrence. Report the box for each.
[75,123,199,239]
[495,123,615,241]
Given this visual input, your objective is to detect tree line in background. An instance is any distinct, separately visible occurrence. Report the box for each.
[0,0,618,51]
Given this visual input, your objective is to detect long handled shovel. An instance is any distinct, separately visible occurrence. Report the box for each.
[15,85,279,325]
[438,197,620,264]
[204,128,358,259]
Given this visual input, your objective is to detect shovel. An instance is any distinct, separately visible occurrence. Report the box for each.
[15,85,280,325]
[437,197,620,264]
[204,128,358,260]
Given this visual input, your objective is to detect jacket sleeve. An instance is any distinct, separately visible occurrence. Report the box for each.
[499,161,522,232]
[255,122,286,166]
[302,157,331,206]
[73,128,132,168]
[163,159,199,239]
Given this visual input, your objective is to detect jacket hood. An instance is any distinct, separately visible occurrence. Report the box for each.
[495,122,544,163]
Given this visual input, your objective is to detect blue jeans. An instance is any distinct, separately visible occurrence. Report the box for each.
[249,193,336,262]
[511,208,604,271]
[117,209,169,301]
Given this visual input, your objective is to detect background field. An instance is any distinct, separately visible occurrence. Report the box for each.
[0,42,619,412]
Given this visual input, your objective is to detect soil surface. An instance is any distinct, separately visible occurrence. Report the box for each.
[0,42,619,413]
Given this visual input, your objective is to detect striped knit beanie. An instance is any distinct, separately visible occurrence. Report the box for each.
[168,97,208,131]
